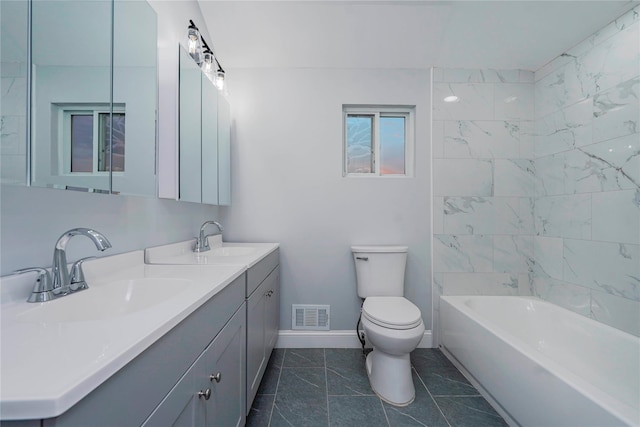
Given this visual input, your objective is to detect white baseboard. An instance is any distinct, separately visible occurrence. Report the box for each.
[275,329,433,349]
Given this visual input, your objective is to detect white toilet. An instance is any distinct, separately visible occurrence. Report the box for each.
[351,245,424,406]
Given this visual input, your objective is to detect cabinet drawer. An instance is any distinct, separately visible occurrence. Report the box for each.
[246,249,279,297]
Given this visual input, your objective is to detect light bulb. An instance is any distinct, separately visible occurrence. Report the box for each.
[444,95,459,103]
[215,70,225,90]
[202,51,214,75]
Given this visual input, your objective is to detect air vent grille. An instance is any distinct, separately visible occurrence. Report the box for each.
[292,304,330,330]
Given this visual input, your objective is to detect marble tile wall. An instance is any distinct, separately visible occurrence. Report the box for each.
[432,68,536,344]
[433,6,640,340]
[532,5,639,336]
[1,65,28,185]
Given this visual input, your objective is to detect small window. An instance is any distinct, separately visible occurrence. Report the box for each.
[61,106,126,174]
[343,106,414,177]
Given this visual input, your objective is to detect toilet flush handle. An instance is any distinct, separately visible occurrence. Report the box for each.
[356,256,369,261]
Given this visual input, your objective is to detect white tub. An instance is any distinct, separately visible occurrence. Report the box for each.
[440,296,640,427]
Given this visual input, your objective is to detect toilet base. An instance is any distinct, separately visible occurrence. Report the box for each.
[366,349,415,407]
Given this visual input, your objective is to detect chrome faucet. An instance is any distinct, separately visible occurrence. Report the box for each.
[14,228,112,303]
[194,221,223,253]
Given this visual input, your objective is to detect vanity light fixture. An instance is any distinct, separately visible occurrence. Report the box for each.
[188,20,226,91]
[202,49,215,75]
[187,20,202,64]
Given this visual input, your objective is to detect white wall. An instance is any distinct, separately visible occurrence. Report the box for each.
[0,0,220,275]
[221,68,432,331]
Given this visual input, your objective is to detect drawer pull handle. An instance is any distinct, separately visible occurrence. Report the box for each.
[210,372,222,383]
[356,256,368,261]
[198,388,211,400]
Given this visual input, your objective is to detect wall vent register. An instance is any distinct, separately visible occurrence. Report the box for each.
[292,304,330,330]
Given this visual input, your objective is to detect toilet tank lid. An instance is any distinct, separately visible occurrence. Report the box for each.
[351,245,408,253]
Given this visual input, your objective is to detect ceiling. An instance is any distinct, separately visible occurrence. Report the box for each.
[198,0,638,71]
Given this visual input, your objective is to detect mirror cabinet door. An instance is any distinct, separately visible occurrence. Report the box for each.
[1,0,29,185]
[201,76,219,205]
[31,0,112,193]
[112,0,157,197]
[218,96,231,206]
[3,0,157,196]
[179,46,202,203]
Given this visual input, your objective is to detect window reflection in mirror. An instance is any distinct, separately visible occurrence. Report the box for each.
[31,0,112,192]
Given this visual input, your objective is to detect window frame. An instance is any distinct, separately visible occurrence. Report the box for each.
[343,105,415,178]
[58,104,125,176]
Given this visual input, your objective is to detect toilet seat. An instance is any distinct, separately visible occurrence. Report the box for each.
[363,297,422,330]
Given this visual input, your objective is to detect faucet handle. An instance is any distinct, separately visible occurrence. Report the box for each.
[14,267,55,303]
[69,257,95,291]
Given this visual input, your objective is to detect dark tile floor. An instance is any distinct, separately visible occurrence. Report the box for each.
[246,348,508,427]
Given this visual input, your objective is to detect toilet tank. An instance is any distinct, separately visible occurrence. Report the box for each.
[351,245,408,298]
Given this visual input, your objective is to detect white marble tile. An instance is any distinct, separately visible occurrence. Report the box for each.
[0,76,27,116]
[534,61,587,119]
[433,234,493,273]
[494,83,534,121]
[534,194,591,239]
[443,120,520,159]
[533,236,564,281]
[519,70,535,83]
[432,120,445,159]
[566,134,640,193]
[581,23,640,96]
[591,290,640,336]
[0,154,27,184]
[433,196,444,234]
[592,5,639,48]
[494,159,535,196]
[0,62,27,78]
[433,158,493,196]
[443,196,532,235]
[441,272,520,296]
[0,115,27,155]
[533,277,592,317]
[494,235,533,274]
[534,98,593,157]
[592,190,640,245]
[433,83,494,121]
[442,69,521,84]
[519,121,535,159]
[535,153,565,196]
[593,77,639,144]
[563,239,640,301]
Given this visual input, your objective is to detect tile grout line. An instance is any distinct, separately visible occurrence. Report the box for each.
[412,365,453,427]
[324,348,331,427]
[267,349,285,427]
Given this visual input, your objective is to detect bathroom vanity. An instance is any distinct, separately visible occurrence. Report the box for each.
[0,240,280,426]
[144,236,280,415]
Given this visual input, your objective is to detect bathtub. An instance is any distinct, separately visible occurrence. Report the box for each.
[439,296,640,427]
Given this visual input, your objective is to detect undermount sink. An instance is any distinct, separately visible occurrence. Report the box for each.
[208,246,256,257]
[16,278,193,323]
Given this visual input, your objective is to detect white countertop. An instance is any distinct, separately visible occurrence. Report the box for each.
[0,250,246,420]
[145,236,279,268]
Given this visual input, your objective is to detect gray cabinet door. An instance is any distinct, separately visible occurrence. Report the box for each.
[246,266,280,414]
[142,348,206,427]
[206,306,246,427]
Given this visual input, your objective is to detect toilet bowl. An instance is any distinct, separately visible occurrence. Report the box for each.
[361,296,424,406]
[351,245,424,406]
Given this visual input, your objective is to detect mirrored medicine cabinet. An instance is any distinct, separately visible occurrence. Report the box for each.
[1,0,157,198]
[179,46,230,206]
